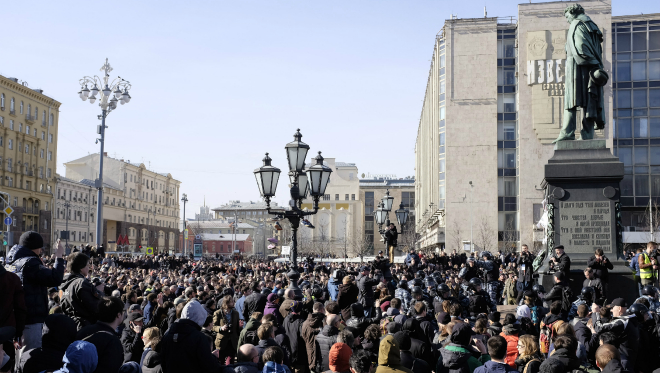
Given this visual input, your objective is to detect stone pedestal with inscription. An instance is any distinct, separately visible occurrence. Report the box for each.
[538,140,637,303]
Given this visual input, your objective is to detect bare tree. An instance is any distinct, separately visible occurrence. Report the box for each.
[501,222,518,254]
[350,227,373,263]
[476,216,496,253]
[642,201,660,243]
[311,221,333,259]
[449,220,463,252]
[398,216,420,255]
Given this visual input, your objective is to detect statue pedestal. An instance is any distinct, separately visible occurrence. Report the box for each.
[538,140,636,303]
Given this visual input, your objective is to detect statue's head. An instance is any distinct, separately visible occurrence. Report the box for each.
[564,4,585,23]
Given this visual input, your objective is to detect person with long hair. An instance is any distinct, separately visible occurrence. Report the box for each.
[140,327,163,373]
[514,334,544,373]
[213,294,240,364]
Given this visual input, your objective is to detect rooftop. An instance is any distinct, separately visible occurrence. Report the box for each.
[185,221,253,229]
[212,200,277,210]
[79,178,122,191]
[200,233,251,241]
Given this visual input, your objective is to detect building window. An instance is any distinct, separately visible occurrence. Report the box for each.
[335,194,339,200]
[365,192,374,214]
[323,194,330,201]
[26,125,30,134]
[345,194,349,201]
[41,132,45,140]
[48,151,52,161]
[50,113,54,126]
[0,94,4,109]
[9,120,14,130]
[47,168,51,178]
[8,139,12,150]
[49,134,53,143]
[19,123,22,132]
[351,194,355,200]
[10,98,15,111]
[20,101,23,114]
[40,149,44,158]
[401,192,415,209]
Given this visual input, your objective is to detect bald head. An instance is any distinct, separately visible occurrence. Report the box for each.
[170,285,177,293]
[237,344,258,362]
[327,314,341,327]
[285,289,295,300]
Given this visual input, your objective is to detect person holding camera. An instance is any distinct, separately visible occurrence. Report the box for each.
[638,241,658,286]
[516,244,535,294]
[587,248,613,299]
[549,245,571,279]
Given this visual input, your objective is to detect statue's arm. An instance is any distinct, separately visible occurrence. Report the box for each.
[572,22,600,66]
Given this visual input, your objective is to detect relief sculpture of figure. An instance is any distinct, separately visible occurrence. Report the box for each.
[554,4,609,143]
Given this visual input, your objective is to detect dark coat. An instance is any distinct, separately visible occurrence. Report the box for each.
[316,324,340,372]
[587,255,613,283]
[302,312,325,371]
[336,283,358,321]
[516,252,535,283]
[243,292,267,320]
[403,320,435,368]
[0,263,27,339]
[141,349,164,373]
[357,273,379,306]
[213,308,240,350]
[120,324,145,363]
[594,315,640,372]
[345,303,382,339]
[6,245,65,324]
[284,312,307,366]
[61,273,102,330]
[76,321,124,373]
[160,318,223,373]
[223,362,261,373]
[256,338,291,368]
[552,253,571,279]
[545,281,571,313]
[17,314,77,373]
[538,348,581,373]
[400,350,432,373]
[514,354,544,373]
[602,359,629,373]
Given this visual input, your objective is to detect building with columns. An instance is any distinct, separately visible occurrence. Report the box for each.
[64,153,182,254]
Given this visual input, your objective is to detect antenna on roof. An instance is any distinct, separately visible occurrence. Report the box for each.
[484,6,487,17]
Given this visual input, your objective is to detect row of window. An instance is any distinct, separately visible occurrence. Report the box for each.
[0,117,54,142]
[333,194,356,201]
[0,95,55,125]
[0,157,52,178]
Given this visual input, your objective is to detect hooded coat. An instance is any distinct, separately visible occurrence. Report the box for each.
[213,307,240,351]
[6,245,65,324]
[302,312,325,372]
[514,353,544,373]
[264,294,283,326]
[244,291,267,320]
[61,273,102,330]
[473,361,519,373]
[356,273,379,307]
[141,348,164,373]
[160,318,223,373]
[76,321,124,373]
[52,340,98,373]
[0,262,26,340]
[436,323,489,373]
[499,323,520,368]
[538,348,581,373]
[284,312,307,367]
[328,276,341,302]
[336,283,358,321]
[375,335,414,373]
[401,318,435,368]
[238,317,262,349]
[17,314,77,373]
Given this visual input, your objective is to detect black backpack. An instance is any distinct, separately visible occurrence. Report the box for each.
[244,329,259,345]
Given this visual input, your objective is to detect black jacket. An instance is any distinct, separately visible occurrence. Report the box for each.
[6,245,64,324]
[345,303,382,338]
[587,255,614,283]
[121,325,145,363]
[141,349,164,373]
[76,321,124,373]
[516,252,535,283]
[538,348,581,373]
[160,318,222,373]
[552,253,571,278]
[594,315,640,372]
[545,281,572,312]
[243,292,267,321]
[17,314,77,373]
[601,359,629,373]
[336,283,358,321]
[284,312,307,366]
[316,325,339,371]
[256,338,291,368]
[400,350,432,373]
[356,273,379,306]
[61,273,102,330]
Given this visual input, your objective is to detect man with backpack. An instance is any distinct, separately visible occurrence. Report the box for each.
[539,301,565,356]
[545,272,573,319]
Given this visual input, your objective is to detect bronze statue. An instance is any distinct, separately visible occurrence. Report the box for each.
[554,4,608,143]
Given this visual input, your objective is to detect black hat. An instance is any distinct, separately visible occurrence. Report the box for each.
[19,231,44,250]
[91,277,103,286]
[610,298,628,308]
[360,266,370,272]
[488,311,501,322]
[378,250,383,254]
[436,311,450,324]
[393,331,411,351]
[127,313,144,322]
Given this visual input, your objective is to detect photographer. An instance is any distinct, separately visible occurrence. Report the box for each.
[516,244,535,294]
[549,245,571,279]
[587,248,613,299]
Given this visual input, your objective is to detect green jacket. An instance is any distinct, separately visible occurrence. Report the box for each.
[436,345,491,373]
[237,317,261,352]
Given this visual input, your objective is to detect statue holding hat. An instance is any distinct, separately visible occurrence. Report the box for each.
[554,4,608,143]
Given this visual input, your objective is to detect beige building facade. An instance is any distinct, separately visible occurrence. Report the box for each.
[64,153,181,253]
[53,176,95,251]
[0,75,60,252]
[415,0,615,253]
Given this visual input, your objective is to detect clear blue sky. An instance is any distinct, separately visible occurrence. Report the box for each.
[1,0,653,217]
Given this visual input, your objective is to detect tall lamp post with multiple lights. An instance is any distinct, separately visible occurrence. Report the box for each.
[78,58,132,249]
[181,194,188,256]
[375,189,410,262]
[254,129,332,299]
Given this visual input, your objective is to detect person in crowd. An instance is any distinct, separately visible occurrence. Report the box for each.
[76,296,125,373]
[474,335,518,373]
[61,252,103,330]
[357,266,379,318]
[224,344,261,373]
[349,349,372,373]
[214,294,241,364]
[120,312,144,363]
[592,298,640,372]
[499,313,520,367]
[316,313,342,371]
[545,272,573,318]
[638,242,658,287]
[538,335,582,373]
[583,269,604,304]
[6,233,65,349]
[140,327,162,373]
[264,293,283,326]
[262,346,292,373]
[514,334,544,373]
[17,313,77,373]
[51,340,98,373]
[0,251,27,353]
[160,299,222,373]
[337,276,359,321]
[587,248,613,300]
[376,335,414,373]
[393,331,431,373]
[595,344,626,373]
[301,308,324,372]
[239,312,263,350]
[326,342,353,373]
[516,245,535,297]
[436,322,489,373]
[549,245,571,279]
[244,282,267,321]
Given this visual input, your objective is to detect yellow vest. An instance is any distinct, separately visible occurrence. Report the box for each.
[640,252,654,279]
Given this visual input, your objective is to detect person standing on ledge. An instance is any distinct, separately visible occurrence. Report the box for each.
[550,245,571,279]
[638,241,658,287]
[553,4,608,143]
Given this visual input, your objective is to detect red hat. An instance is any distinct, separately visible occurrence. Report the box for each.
[329,343,352,372]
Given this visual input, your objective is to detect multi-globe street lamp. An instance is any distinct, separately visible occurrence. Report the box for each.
[181,193,188,256]
[254,129,332,299]
[374,189,410,262]
[78,58,132,249]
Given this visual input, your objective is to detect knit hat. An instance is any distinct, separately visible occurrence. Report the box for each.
[267,293,278,303]
[488,311,501,322]
[517,305,531,320]
[181,300,208,327]
[380,301,391,312]
[436,311,450,325]
[19,231,44,250]
[290,300,302,314]
[174,297,187,306]
[328,342,352,372]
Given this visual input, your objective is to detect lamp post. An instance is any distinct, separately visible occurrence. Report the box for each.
[375,190,409,262]
[254,129,332,300]
[78,58,132,249]
[469,181,474,252]
[181,194,188,256]
[64,200,71,252]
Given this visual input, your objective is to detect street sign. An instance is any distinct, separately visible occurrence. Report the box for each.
[3,206,13,216]
[146,247,154,255]
[4,217,12,225]
[281,246,291,255]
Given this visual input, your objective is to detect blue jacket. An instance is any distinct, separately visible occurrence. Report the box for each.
[6,245,64,324]
[630,253,640,275]
[262,361,292,373]
[328,277,341,301]
[236,295,247,320]
[473,360,518,373]
[405,252,420,266]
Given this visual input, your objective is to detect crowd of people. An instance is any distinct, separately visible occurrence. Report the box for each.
[1,231,660,373]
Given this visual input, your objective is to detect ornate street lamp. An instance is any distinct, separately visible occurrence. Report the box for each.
[374,201,388,227]
[254,129,331,300]
[78,58,132,249]
[381,189,394,212]
[395,202,410,228]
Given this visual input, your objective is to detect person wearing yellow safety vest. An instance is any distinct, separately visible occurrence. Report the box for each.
[638,242,658,286]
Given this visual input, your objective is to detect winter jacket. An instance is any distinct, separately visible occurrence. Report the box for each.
[244,292,267,320]
[316,324,340,372]
[437,344,489,373]
[263,361,292,373]
[594,315,640,372]
[545,281,572,313]
[402,318,436,368]
[52,340,99,373]
[223,362,261,373]
[538,348,581,373]
[120,324,144,363]
[582,277,604,303]
[587,255,613,283]
[345,303,382,339]
[551,253,571,279]
[400,350,432,373]
[76,321,124,373]
[387,307,408,325]
[284,312,307,366]
[238,317,262,350]
[264,298,283,326]
[405,253,420,267]
[517,253,535,283]
[395,288,413,312]
[356,273,379,307]
[256,338,291,368]
[6,245,65,324]
[16,314,77,373]
[160,318,223,373]
[514,353,544,373]
[61,273,102,330]
[336,283,358,321]
[141,349,164,373]
[301,312,324,371]
[0,263,27,339]
[499,324,520,368]
[213,308,240,350]
[375,335,414,373]
[474,361,519,373]
[328,277,341,301]
[601,359,628,373]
